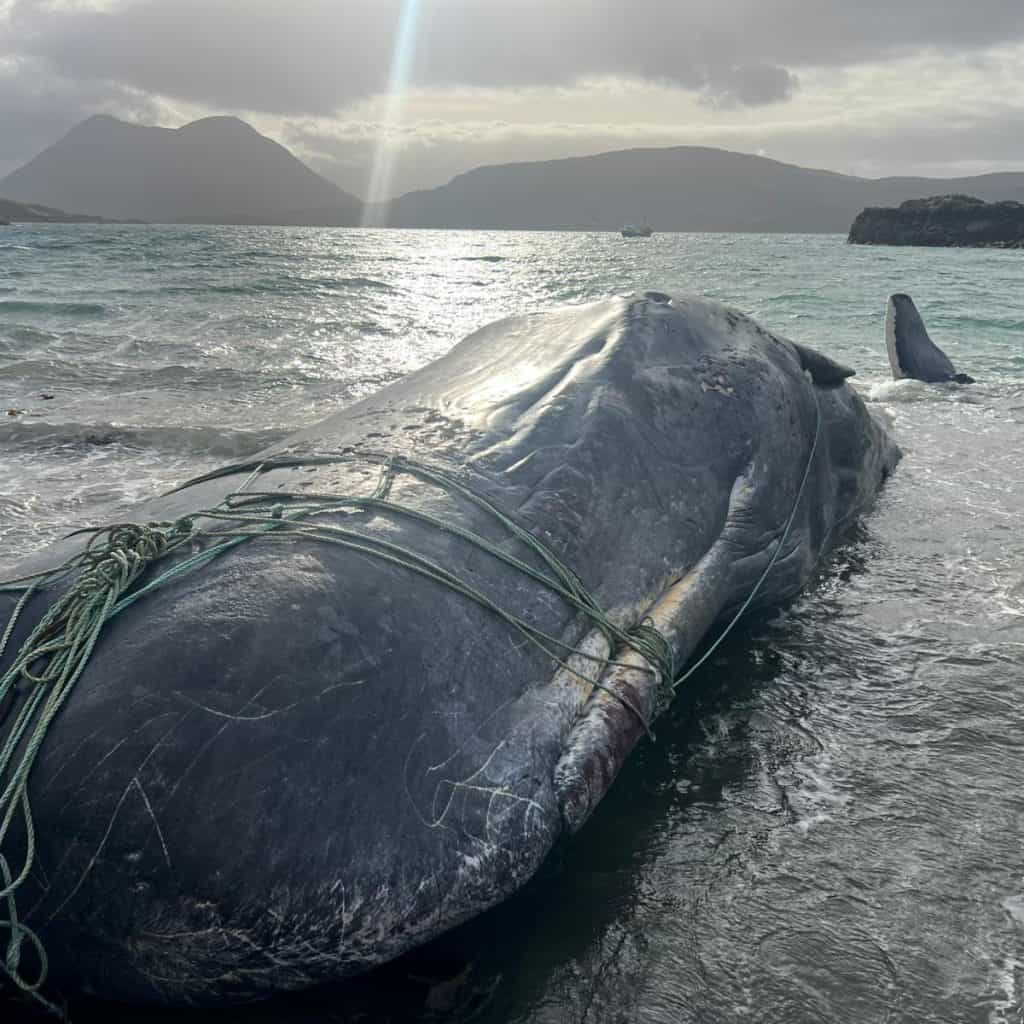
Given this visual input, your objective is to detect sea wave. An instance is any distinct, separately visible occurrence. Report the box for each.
[0,358,311,393]
[334,276,398,292]
[144,275,400,297]
[0,324,59,347]
[0,300,107,316]
[866,379,934,403]
[954,316,1024,333]
[866,378,988,404]
[0,419,289,457]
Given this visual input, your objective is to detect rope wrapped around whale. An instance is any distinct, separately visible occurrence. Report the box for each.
[0,453,674,1011]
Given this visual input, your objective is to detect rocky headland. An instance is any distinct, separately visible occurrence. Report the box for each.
[0,197,114,223]
[848,194,1024,247]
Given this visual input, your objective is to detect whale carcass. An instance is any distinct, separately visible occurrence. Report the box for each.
[0,291,900,1008]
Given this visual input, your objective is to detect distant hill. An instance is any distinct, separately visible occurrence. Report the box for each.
[7,119,1024,232]
[381,146,1024,233]
[0,115,363,225]
[0,198,113,224]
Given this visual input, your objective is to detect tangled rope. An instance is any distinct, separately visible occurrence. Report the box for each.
[1,520,192,1016]
[0,454,673,1010]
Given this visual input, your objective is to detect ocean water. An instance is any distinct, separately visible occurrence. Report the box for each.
[1,224,1023,1022]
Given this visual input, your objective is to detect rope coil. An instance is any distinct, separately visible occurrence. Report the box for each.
[0,521,190,1017]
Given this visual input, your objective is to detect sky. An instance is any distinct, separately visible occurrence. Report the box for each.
[3,0,1024,200]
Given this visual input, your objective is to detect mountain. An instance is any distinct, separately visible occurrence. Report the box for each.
[0,198,114,224]
[382,146,1024,233]
[7,119,1024,232]
[0,115,362,225]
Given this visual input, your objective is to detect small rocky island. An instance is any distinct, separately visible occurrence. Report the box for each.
[848,194,1024,247]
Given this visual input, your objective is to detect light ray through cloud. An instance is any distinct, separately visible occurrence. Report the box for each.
[361,0,421,224]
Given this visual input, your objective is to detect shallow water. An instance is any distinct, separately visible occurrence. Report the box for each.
[1,225,1023,1022]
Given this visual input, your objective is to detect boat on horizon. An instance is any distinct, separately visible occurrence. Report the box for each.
[621,223,653,238]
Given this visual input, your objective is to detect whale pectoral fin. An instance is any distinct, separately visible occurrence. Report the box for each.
[886,293,967,383]
[790,342,855,387]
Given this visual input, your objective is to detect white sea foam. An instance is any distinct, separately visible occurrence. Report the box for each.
[866,378,933,403]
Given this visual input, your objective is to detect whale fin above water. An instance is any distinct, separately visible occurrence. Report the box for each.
[885,293,975,384]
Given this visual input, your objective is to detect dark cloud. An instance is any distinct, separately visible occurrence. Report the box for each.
[4,0,397,116]
[0,53,162,163]
[6,0,1024,118]
[702,65,800,107]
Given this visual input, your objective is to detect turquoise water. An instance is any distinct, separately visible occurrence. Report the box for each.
[1,225,1024,1021]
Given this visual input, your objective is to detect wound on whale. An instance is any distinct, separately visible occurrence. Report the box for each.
[0,291,900,1011]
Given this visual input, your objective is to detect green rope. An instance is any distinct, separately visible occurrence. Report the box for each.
[0,522,192,1017]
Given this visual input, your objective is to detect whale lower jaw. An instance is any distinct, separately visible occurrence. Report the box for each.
[553,547,728,832]
[552,468,760,833]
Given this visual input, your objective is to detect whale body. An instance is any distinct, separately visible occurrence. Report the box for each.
[0,292,899,1008]
[885,293,975,383]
